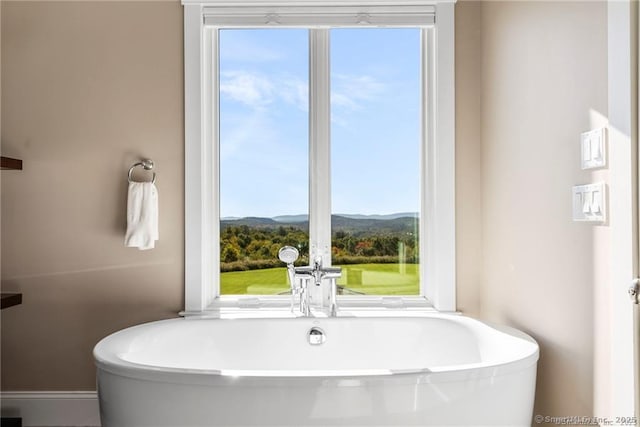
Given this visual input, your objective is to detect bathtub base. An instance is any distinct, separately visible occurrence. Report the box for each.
[98,366,536,427]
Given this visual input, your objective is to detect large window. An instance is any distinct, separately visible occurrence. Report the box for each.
[184,2,456,312]
[219,27,422,297]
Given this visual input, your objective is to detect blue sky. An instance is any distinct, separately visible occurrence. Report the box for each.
[219,28,421,218]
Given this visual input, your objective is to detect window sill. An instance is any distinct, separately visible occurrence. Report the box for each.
[180,296,438,318]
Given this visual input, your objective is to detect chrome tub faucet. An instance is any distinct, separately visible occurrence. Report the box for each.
[278,246,341,317]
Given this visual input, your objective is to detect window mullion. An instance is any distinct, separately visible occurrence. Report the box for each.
[420,27,433,300]
[308,28,332,273]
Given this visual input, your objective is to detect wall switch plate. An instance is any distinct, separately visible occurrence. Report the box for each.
[572,182,606,222]
[581,127,607,169]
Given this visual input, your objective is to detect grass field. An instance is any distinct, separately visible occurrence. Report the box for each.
[220,263,419,295]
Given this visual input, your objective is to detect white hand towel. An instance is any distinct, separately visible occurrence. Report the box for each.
[125,182,159,250]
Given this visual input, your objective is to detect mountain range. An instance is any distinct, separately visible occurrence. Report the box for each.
[222,212,418,222]
[221,213,419,235]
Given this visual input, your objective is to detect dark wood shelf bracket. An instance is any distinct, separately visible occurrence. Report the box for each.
[0,156,23,170]
[1,293,23,309]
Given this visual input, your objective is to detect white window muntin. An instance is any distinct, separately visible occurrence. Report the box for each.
[183,1,455,314]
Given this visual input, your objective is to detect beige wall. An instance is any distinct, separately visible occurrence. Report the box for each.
[1,1,184,390]
[455,0,483,317]
[478,0,608,419]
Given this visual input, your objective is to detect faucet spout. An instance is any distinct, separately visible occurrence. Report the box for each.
[309,257,341,316]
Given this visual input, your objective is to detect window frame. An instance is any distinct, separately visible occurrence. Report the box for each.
[183,0,456,314]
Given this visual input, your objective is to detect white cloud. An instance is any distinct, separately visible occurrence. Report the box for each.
[220,70,386,115]
[331,93,359,110]
[220,71,276,109]
[220,70,308,112]
[331,74,386,112]
[280,79,309,112]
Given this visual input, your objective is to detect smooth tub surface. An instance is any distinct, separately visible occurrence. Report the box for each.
[94,313,539,426]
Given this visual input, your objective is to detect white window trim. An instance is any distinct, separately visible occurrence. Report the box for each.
[183,0,456,315]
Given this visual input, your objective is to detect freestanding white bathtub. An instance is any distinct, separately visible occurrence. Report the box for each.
[94,313,538,426]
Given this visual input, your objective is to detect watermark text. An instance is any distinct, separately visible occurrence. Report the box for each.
[534,415,637,425]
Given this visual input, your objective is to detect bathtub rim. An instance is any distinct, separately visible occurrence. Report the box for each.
[94,312,538,385]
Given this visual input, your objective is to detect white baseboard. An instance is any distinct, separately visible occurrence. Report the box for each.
[0,391,100,427]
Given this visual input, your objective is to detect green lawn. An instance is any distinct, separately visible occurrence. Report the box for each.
[220,263,419,295]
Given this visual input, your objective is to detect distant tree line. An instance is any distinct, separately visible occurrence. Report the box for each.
[220,223,418,272]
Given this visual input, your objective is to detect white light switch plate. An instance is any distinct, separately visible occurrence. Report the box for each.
[581,127,607,169]
[573,182,606,222]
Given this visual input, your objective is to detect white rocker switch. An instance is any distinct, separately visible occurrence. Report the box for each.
[573,183,606,222]
[581,128,607,170]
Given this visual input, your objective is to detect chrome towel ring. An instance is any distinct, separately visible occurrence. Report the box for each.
[128,159,156,184]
